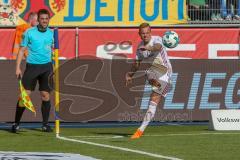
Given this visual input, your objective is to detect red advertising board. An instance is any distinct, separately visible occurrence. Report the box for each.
[0,28,239,59]
[78,28,239,59]
[57,29,76,59]
[0,29,15,59]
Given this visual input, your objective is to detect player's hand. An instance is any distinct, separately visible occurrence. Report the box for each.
[16,67,22,79]
[125,72,133,86]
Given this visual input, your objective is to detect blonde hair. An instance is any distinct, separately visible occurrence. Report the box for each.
[139,22,151,32]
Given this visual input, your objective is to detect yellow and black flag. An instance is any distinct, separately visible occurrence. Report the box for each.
[18,78,36,115]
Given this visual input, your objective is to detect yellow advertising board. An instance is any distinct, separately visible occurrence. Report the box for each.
[0,0,187,26]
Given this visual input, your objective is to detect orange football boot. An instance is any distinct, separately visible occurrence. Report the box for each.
[131,129,143,139]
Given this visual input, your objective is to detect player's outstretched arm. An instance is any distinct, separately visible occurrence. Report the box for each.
[125,60,141,86]
[146,43,162,52]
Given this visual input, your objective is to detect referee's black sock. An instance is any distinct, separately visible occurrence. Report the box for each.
[14,100,25,125]
[41,100,51,126]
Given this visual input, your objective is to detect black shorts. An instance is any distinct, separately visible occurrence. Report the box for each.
[22,62,53,92]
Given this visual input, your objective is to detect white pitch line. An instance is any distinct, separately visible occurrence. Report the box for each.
[71,135,122,138]
[69,132,240,140]
[57,135,182,160]
[71,135,124,140]
[143,132,240,137]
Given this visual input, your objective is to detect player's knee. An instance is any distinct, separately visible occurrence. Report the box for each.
[40,92,50,101]
[150,92,162,104]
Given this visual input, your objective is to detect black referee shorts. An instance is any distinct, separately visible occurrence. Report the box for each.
[22,62,53,92]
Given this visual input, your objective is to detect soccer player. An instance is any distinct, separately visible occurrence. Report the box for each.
[12,12,38,59]
[12,9,54,133]
[125,23,172,139]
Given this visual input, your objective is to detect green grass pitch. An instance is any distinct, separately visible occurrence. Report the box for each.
[0,125,240,160]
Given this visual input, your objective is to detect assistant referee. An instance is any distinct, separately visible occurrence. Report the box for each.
[12,9,54,133]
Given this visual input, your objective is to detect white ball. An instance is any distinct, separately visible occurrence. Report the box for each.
[162,31,180,48]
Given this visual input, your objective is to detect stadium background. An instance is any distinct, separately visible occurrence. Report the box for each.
[0,0,239,123]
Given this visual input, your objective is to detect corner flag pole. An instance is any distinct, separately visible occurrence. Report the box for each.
[54,28,60,137]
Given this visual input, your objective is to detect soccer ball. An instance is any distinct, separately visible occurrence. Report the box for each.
[162,31,180,48]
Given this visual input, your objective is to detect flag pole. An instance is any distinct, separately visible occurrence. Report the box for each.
[53,28,60,137]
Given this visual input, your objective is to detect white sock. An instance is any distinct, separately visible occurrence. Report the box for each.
[139,101,157,132]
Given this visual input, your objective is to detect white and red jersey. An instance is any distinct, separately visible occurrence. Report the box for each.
[136,35,172,75]
[136,36,172,97]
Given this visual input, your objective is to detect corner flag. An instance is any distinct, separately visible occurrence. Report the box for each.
[54,28,60,136]
[18,79,36,115]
